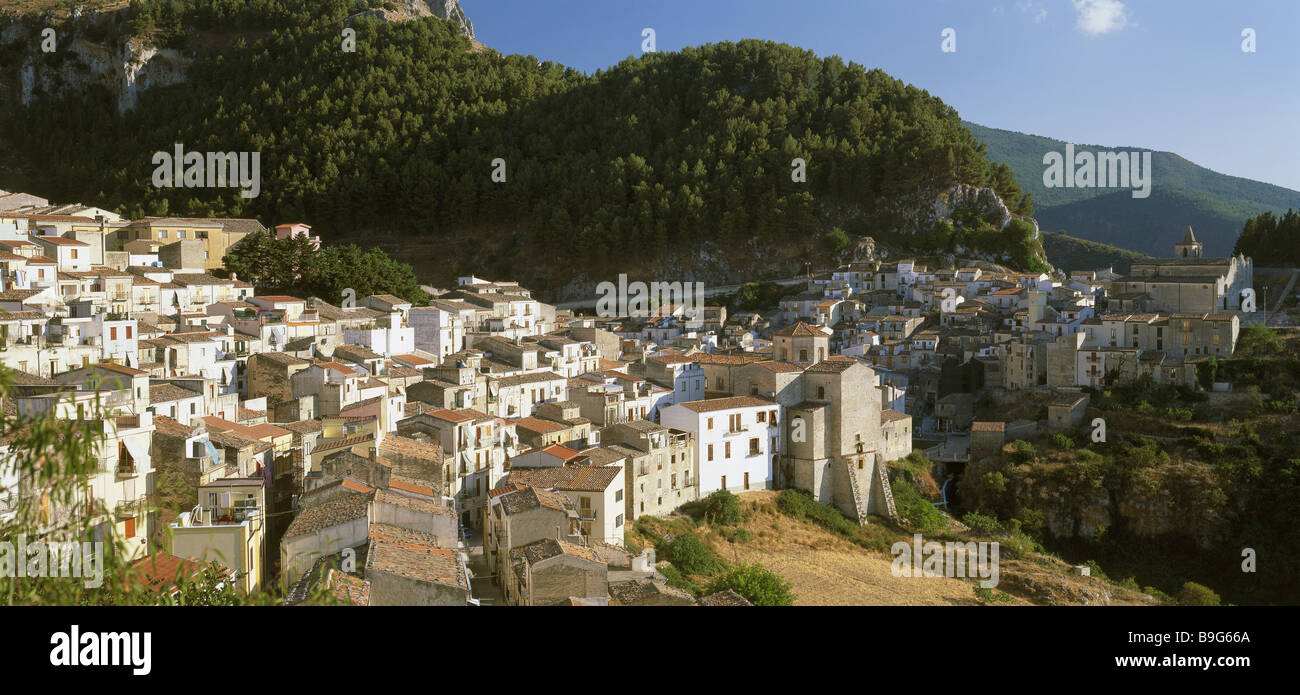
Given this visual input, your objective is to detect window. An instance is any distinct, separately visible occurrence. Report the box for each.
[707,417,713,430]
[615,514,624,527]
[749,438,760,456]
[707,444,713,461]
[615,489,623,502]
[70,249,78,260]
[125,326,132,339]
[725,441,731,458]
[757,411,766,423]
[110,327,117,340]
[817,386,825,399]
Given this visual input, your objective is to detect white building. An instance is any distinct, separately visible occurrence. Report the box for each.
[660,396,779,495]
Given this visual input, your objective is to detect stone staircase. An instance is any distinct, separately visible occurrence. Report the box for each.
[844,462,872,526]
[874,461,899,523]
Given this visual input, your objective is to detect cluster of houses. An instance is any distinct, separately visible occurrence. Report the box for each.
[0,184,1252,605]
[0,191,918,606]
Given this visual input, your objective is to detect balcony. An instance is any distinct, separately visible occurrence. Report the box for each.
[578,509,596,521]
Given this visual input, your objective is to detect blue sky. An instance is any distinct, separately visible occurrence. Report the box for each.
[461,0,1300,191]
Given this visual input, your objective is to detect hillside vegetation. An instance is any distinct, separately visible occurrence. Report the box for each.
[1040,230,1151,275]
[966,121,1300,257]
[2,0,1039,292]
[1235,208,1300,267]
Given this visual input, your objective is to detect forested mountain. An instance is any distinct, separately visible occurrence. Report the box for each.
[966,122,1300,259]
[1,0,1038,295]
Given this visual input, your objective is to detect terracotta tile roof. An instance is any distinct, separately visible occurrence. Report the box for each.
[426,407,491,424]
[499,485,571,516]
[284,491,372,539]
[379,434,443,463]
[509,465,622,492]
[880,409,910,423]
[804,357,859,374]
[129,554,237,594]
[676,396,776,413]
[774,322,827,338]
[314,434,376,455]
[513,416,568,435]
[610,578,695,605]
[510,539,604,585]
[152,414,203,439]
[366,524,467,589]
[149,383,200,403]
[325,569,370,606]
[699,589,753,606]
[374,488,454,518]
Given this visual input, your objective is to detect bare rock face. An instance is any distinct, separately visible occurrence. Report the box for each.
[11,26,190,114]
[347,0,474,39]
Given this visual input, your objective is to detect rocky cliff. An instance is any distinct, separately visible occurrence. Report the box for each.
[1,1,475,113]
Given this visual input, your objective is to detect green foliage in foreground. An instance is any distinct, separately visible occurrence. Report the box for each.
[707,563,795,606]
[0,367,325,605]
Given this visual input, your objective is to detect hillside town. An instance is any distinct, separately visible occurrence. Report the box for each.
[0,189,1260,606]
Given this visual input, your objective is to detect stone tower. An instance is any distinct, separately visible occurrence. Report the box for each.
[1174,226,1203,259]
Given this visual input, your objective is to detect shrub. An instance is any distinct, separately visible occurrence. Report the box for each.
[1145,586,1176,604]
[1178,582,1222,606]
[974,586,1014,603]
[666,534,720,575]
[1083,559,1109,581]
[1011,507,1046,541]
[892,479,946,532]
[707,563,795,606]
[961,511,1003,536]
[775,489,890,551]
[1008,440,1037,464]
[704,489,744,526]
[1050,433,1074,449]
[725,528,754,544]
[658,564,701,595]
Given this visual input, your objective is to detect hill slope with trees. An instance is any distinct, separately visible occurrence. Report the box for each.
[2,0,1038,295]
[966,121,1300,258]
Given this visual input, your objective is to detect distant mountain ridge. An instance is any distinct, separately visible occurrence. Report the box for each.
[966,121,1300,258]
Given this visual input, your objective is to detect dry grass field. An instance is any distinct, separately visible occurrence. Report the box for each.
[650,490,1155,606]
